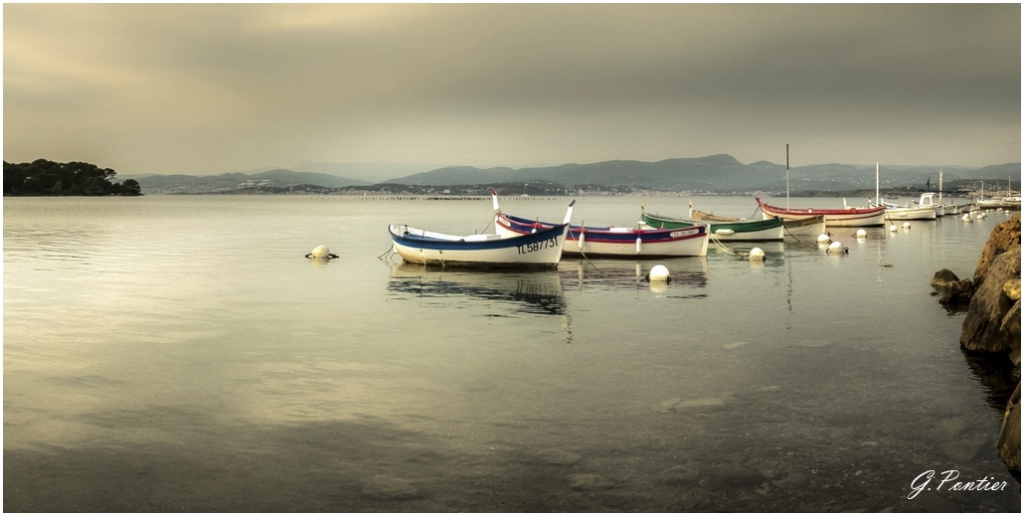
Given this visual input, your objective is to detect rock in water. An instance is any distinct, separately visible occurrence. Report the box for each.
[960,246,1021,357]
[951,214,1021,474]
[931,269,976,306]
[360,475,419,500]
[568,473,615,491]
[997,383,1021,472]
[972,215,1021,286]
[930,269,961,289]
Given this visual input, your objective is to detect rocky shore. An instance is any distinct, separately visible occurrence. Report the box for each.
[932,213,1021,473]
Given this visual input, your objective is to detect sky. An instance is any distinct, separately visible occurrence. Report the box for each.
[3,2,1021,177]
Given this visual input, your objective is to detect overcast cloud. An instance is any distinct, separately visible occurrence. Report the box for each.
[3,3,1020,176]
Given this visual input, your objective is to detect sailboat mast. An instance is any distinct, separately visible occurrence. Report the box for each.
[786,144,790,209]
[875,162,880,207]
[939,170,943,204]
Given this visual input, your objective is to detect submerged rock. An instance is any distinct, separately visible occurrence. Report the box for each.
[656,463,702,485]
[532,448,582,465]
[360,475,419,500]
[568,473,615,490]
[771,472,809,489]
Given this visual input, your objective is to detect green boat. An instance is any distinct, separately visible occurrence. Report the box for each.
[641,208,785,241]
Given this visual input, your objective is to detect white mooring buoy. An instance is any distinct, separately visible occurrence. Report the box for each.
[902,222,911,229]
[827,241,848,255]
[646,264,671,283]
[306,245,339,260]
[855,229,867,238]
[889,224,898,232]
[749,247,765,262]
[817,232,831,244]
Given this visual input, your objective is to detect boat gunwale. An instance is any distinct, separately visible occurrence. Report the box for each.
[755,197,886,217]
[497,212,707,244]
[389,222,568,251]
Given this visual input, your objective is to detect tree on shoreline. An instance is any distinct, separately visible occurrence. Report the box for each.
[3,159,142,196]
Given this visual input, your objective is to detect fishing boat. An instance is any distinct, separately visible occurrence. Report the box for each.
[919,192,944,217]
[871,194,937,221]
[756,198,886,227]
[761,148,886,227]
[869,167,938,220]
[759,161,889,227]
[759,144,840,236]
[640,202,785,241]
[388,201,574,268]
[491,190,708,257]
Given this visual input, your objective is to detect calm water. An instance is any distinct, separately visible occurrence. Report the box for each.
[3,195,1020,512]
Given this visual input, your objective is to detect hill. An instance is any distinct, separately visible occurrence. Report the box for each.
[4,159,142,196]
[133,169,371,194]
[125,155,1019,195]
[383,155,1018,194]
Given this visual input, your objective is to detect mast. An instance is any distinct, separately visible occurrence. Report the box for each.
[875,162,880,207]
[786,144,790,209]
[938,170,943,204]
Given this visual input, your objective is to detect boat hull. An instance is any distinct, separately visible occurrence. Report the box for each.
[779,215,828,238]
[641,212,785,241]
[389,223,568,268]
[496,213,709,257]
[878,194,938,220]
[883,206,937,220]
[756,198,886,227]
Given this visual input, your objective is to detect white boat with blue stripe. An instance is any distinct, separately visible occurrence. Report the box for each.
[388,201,574,268]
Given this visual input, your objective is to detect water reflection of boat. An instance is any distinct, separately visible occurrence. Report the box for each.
[387,264,566,315]
[559,257,709,293]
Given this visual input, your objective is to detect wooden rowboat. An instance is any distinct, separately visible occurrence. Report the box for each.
[756,198,887,227]
[640,203,785,241]
[491,190,708,257]
[388,201,574,268]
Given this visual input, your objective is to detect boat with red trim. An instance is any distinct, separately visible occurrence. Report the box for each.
[491,190,708,257]
[755,198,886,227]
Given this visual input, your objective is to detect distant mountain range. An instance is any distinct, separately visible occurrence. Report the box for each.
[131,168,372,194]
[128,154,1020,195]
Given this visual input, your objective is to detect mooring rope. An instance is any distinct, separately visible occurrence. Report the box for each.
[709,234,737,255]
[781,221,802,243]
